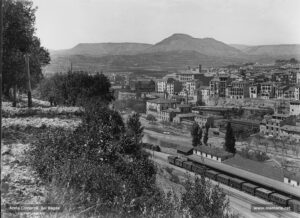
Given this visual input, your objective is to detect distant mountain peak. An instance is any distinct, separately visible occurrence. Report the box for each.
[169,33,193,39]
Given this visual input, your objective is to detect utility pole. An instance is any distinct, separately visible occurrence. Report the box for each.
[25,54,32,107]
[0,0,3,150]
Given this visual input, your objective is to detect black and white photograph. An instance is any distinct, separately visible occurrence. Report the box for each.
[1,0,300,217]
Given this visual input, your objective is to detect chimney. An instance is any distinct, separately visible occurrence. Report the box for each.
[199,64,202,73]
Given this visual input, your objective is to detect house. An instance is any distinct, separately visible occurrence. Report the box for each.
[173,113,196,123]
[249,85,259,98]
[166,78,182,95]
[295,85,300,100]
[146,98,178,120]
[194,114,215,128]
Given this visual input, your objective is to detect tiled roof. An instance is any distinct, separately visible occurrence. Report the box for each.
[223,154,284,181]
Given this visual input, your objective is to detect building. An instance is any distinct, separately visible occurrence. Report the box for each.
[173,113,196,123]
[284,171,300,188]
[226,80,250,99]
[260,114,295,137]
[260,82,276,99]
[194,114,215,127]
[181,80,196,96]
[156,79,167,93]
[290,100,300,115]
[193,146,234,162]
[166,78,182,96]
[294,85,300,101]
[210,75,229,97]
[249,85,259,99]
[131,80,155,93]
[280,125,300,142]
[146,98,178,119]
[118,90,137,100]
[196,86,210,105]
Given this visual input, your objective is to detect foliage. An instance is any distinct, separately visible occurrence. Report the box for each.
[238,148,269,162]
[38,72,114,106]
[191,122,202,147]
[113,99,146,113]
[181,174,230,218]
[2,0,50,96]
[146,114,156,122]
[126,113,144,145]
[224,122,236,154]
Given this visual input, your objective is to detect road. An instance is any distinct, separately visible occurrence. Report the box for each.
[147,150,299,218]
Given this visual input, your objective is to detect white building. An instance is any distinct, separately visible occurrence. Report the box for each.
[249,85,258,99]
[156,79,167,93]
[290,100,300,115]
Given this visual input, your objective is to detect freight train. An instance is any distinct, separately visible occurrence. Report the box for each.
[168,156,300,213]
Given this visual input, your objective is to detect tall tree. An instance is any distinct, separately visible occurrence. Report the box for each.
[2,0,50,106]
[203,122,210,145]
[126,113,144,145]
[191,122,202,147]
[224,122,236,154]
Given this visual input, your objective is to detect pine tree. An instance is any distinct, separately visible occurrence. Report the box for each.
[127,113,144,145]
[203,122,210,145]
[191,122,202,147]
[224,122,236,154]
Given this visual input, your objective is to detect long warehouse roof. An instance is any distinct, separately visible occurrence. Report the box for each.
[187,154,300,199]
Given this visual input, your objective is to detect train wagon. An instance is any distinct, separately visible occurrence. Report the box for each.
[255,188,274,201]
[205,170,219,180]
[192,164,206,175]
[288,199,300,213]
[168,156,177,165]
[217,174,230,185]
[242,183,259,195]
[182,161,193,171]
[175,158,185,168]
[229,178,246,190]
[270,193,291,207]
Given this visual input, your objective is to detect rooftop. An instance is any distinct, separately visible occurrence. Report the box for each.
[147,98,177,104]
[194,146,233,158]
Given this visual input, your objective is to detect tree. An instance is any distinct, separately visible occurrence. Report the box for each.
[2,0,50,106]
[224,122,236,154]
[181,174,230,218]
[146,114,156,123]
[127,113,144,145]
[203,122,210,145]
[191,122,202,147]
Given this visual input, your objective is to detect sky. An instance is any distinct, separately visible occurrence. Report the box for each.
[32,0,300,50]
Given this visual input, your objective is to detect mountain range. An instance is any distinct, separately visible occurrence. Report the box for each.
[46,34,300,73]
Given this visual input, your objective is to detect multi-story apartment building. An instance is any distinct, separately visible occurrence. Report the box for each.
[290,100,300,115]
[249,85,259,98]
[260,82,276,99]
[226,80,250,99]
[210,75,229,97]
[156,79,167,93]
[196,86,210,105]
[181,80,196,96]
[295,85,300,101]
[146,98,178,119]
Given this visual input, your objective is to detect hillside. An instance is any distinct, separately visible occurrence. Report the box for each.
[242,44,300,59]
[52,42,152,56]
[46,34,300,73]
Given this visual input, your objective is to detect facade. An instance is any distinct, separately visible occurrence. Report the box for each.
[290,101,300,115]
[284,172,300,188]
[156,79,167,93]
[166,78,182,96]
[294,86,300,100]
[181,80,196,96]
[194,115,214,127]
[146,98,178,120]
[210,75,229,97]
[131,80,155,93]
[173,113,196,123]
[249,85,259,98]
[260,82,276,99]
[226,80,250,99]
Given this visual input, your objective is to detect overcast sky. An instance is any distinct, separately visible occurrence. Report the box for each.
[32,0,300,50]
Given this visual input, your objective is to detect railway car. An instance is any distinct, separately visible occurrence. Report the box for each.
[205,170,219,180]
[168,156,177,165]
[270,193,291,207]
[242,183,259,195]
[182,161,193,171]
[288,199,300,213]
[175,158,184,168]
[217,174,230,185]
[229,178,246,190]
[192,164,206,175]
[255,188,274,201]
